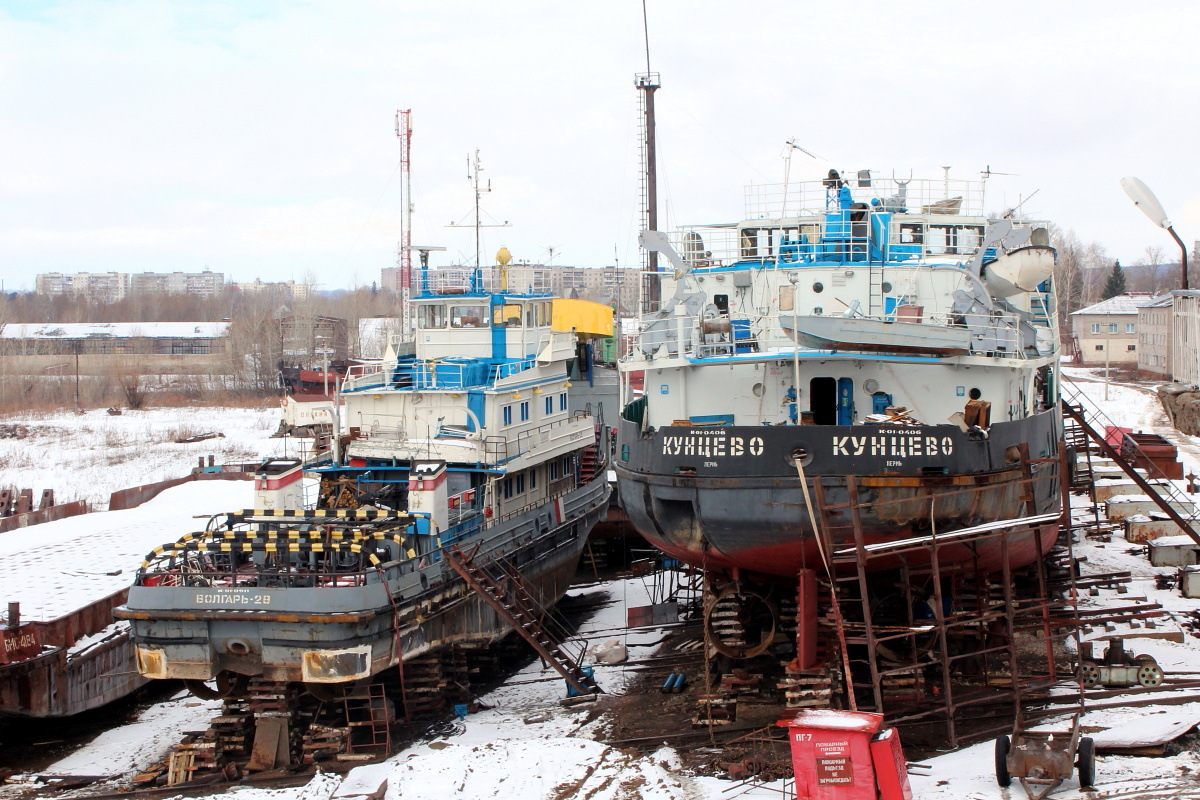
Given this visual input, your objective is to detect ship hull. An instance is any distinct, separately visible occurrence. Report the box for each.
[121,475,609,684]
[615,407,1061,578]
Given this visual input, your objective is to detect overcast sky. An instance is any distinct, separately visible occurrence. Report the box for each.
[2,1,1198,292]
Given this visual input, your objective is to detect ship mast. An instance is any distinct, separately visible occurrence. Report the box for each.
[396,109,413,337]
[636,1,661,312]
[448,150,509,273]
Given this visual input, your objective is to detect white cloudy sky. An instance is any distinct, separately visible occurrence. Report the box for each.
[1,0,1198,291]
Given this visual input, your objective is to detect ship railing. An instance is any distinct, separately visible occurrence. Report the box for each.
[416,266,559,296]
[137,564,396,589]
[490,466,601,527]
[631,310,1052,361]
[509,411,594,461]
[343,357,538,392]
[341,361,388,392]
[446,489,485,528]
[659,215,1049,269]
[744,175,988,220]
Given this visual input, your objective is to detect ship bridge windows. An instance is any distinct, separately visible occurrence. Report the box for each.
[924,224,984,256]
[740,228,773,259]
[450,305,490,328]
[493,303,523,328]
[418,304,447,329]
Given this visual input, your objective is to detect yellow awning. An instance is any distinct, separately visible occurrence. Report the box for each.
[552,298,614,337]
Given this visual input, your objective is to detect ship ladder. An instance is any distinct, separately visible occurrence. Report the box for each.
[810,477,889,715]
[445,545,602,697]
[1062,402,1200,546]
[868,263,886,317]
[579,443,602,482]
[343,683,392,758]
[1061,402,1100,521]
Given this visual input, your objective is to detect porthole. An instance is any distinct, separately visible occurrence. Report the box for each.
[881,281,892,293]
[812,282,824,293]
[786,447,814,468]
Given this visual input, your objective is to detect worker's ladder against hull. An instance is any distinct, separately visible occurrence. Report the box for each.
[445,545,601,697]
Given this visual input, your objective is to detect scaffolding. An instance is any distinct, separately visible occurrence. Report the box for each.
[808,442,1077,747]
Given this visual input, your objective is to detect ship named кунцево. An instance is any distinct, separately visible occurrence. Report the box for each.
[616,168,1062,585]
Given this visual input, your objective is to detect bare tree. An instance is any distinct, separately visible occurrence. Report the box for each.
[1050,227,1086,339]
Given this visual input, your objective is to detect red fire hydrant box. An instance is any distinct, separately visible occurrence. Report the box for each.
[778,710,912,800]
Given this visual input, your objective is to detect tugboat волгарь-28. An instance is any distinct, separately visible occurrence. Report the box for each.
[117,254,613,772]
[616,168,1063,654]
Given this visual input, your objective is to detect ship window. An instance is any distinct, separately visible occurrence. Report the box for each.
[526,303,538,326]
[545,396,554,416]
[530,468,537,489]
[492,303,522,328]
[502,405,513,426]
[419,305,447,329]
[451,305,489,328]
[520,402,530,422]
[898,223,923,244]
[515,475,525,494]
[559,393,567,411]
[503,478,513,499]
[550,461,559,480]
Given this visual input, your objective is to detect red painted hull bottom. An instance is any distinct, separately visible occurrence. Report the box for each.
[641,525,1058,581]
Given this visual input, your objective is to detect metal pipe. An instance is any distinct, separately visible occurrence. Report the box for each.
[1168,225,1189,291]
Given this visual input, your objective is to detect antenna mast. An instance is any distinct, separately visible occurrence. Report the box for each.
[448,150,510,271]
[396,109,413,337]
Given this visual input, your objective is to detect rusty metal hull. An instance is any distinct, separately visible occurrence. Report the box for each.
[615,409,1061,578]
[1,589,151,718]
[119,476,609,684]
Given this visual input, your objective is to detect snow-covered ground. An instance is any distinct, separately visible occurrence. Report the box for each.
[0,404,292,510]
[9,381,1200,799]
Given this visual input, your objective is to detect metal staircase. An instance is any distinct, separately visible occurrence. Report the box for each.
[1061,400,1200,546]
[579,444,601,483]
[445,545,601,697]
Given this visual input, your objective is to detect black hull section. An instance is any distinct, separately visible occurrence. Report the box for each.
[616,408,1062,578]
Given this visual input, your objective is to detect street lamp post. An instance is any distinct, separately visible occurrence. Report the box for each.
[1104,323,1111,401]
[1121,176,1189,291]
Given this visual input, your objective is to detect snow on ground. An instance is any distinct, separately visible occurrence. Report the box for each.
[14,380,1200,799]
[49,690,222,778]
[0,404,291,510]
